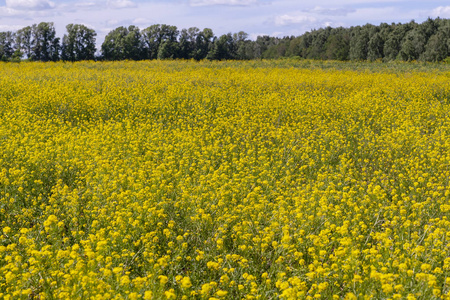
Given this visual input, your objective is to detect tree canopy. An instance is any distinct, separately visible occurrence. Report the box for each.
[0,18,449,62]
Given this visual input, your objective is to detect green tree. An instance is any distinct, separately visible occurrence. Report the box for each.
[349,26,372,60]
[0,31,15,61]
[255,35,274,57]
[398,29,425,61]
[421,31,448,62]
[157,40,179,59]
[142,24,179,60]
[325,27,350,60]
[208,33,236,60]
[31,22,60,61]
[15,26,33,59]
[285,36,302,57]
[124,25,144,60]
[101,26,128,60]
[194,28,214,60]
[367,32,384,61]
[233,31,253,60]
[383,23,411,61]
[308,28,331,59]
[62,24,96,61]
[298,32,314,58]
[178,27,198,59]
[418,17,438,41]
[101,26,144,60]
[141,24,160,59]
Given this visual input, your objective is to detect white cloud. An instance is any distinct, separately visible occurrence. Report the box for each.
[0,5,56,18]
[190,0,258,7]
[274,13,317,26]
[132,18,152,25]
[107,0,137,9]
[106,19,121,26]
[306,6,355,16]
[5,0,55,11]
[75,2,99,9]
[349,6,398,21]
[0,7,19,17]
[431,6,450,18]
[0,24,24,31]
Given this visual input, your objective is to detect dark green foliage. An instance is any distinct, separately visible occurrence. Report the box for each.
[325,28,350,60]
[2,18,450,62]
[420,19,450,62]
[207,33,236,60]
[421,32,448,62]
[350,26,370,60]
[157,40,179,59]
[0,31,15,61]
[398,29,426,61]
[9,22,60,61]
[308,28,331,59]
[178,27,199,59]
[234,31,253,60]
[178,27,214,60]
[31,22,60,62]
[62,24,97,61]
[101,26,145,61]
[383,23,412,61]
[367,33,384,61]
[261,36,292,59]
[15,26,33,59]
[141,24,179,60]
[256,18,448,62]
[124,26,145,60]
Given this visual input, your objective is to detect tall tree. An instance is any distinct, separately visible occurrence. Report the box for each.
[141,24,160,59]
[263,37,292,59]
[298,32,314,58]
[367,32,384,61]
[101,26,143,60]
[285,36,302,57]
[325,27,350,60]
[398,29,426,61]
[15,26,33,59]
[179,27,200,59]
[418,17,438,42]
[207,33,236,60]
[31,22,60,61]
[383,23,411,61]
[234,31,253,60]
[0,31,15,61]
[157,39,179,59]
[141,24,179,60]
[178,27,214,60]
[308,28,331,59]
[101,26,127,60]
[62,24,96,61]
[196,28,214,60]
[421,31,449,62]
[124,25,144,60]
[349,25,372,60]
[255,35,274,57]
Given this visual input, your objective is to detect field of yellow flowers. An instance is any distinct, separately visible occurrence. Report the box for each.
[1,60,450,299]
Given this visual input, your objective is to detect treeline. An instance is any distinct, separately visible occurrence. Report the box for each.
[0,18,449,62]
[265,18,450,62]
[0,23,96,62]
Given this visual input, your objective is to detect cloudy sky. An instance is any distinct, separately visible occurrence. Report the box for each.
[0,0,449,47]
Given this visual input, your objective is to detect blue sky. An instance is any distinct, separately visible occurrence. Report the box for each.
[0,0,449,46]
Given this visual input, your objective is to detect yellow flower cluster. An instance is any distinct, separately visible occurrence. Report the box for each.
[0,60,450,299]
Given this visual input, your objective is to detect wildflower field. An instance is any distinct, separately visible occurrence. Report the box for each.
[1,60,450,299]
